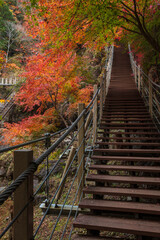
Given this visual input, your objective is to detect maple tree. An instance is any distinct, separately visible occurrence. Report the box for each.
[2,0,160,144]
[1,0,94,144]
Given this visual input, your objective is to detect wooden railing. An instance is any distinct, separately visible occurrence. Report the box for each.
[128,44,160,130]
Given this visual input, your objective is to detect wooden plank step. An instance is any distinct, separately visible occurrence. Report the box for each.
[93,148,160,154]
[106,101,144,103]
[79,199,160,215]
[96,142,160,147]
[103,108,148,110]
[100,123,154,126]
[98,131,160,136]
[103,108,148,111]
[97,137,160,141]
[91,155,160,162]
[101,119,152,122]
[102,116,151,119]
[73,214,160,237]
[106,103,144,106]
[102,113,150,116]
[86,174,160,185]
[103,111,149,114]
[99,127,157,130]
[104,107,146,110]
[89,164,160,173]
[101,116,152,122]
[83,186,160,199]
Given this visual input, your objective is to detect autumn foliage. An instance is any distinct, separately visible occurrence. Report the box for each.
[2,0,160,145]
[1,0,94,145]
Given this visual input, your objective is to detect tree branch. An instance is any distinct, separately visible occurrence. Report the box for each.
[121,26,141,35]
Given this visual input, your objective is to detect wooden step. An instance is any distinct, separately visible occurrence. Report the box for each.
[100,123,155,126]
[83,186,160,199]
[103,112,149,114]
[97,136,160,141]
[93,148,160,154]
[101,118,152,121]
[104,108,146,111]
[102,116,151,119]
[103,109,148,111]
[103,104,148,108]
[96,142,160,147]
[102,114,150,116]
[106,100,143,102]
[86,174,160,185]
[106,104,144,106]
[73,214,160,237]
[89,164,160,173]
[100,126,157,130]
[79,199,160,215]
[104,107,146,110]
[98,131,160,136]
[91,155,160,162]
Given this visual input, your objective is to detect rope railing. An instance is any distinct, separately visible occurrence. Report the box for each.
[128,44,160,130]
[0,45,114,240]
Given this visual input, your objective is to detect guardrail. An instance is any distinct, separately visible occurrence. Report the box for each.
[128,44,160,130]
[0,45,114,240]
[0,77,20,86]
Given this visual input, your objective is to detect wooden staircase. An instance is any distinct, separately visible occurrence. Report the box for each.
[73,47,160,239]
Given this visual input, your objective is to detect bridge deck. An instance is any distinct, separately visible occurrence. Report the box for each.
[73,47,160,239]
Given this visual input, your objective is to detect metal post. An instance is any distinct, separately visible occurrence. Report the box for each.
[138,65,141,92]
[45,133,51,205]
[100,77,103,120]
[78,103,85,201]
[149,80,153,117]
[93,85,98,144]
[13,150,33,240]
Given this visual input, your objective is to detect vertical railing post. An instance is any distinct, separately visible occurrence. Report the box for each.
[78,103,85,201]
[13,150,33,240]
[149,80,153,117]
[100,77,103,120]
[138,65,141,92]
[93,85,98,145]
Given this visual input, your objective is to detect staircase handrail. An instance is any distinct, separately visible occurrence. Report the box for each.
[128,43,160,129]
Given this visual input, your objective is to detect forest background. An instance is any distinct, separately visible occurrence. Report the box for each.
[0,0,160,145]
